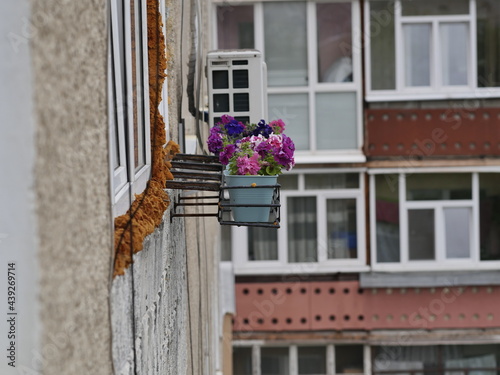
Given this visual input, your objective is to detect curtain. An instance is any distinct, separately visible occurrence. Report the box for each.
[248,227,278,261]
[288,197,318,262]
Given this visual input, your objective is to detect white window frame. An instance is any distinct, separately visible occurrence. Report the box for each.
[369,167,500,272]
[364,0,500,101]
[212,0,365,163]
[233,341,369,375]
[109,0,152,217]
[232,170,368,275]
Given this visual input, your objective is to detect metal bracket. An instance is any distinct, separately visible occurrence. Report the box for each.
[166,153,281,228]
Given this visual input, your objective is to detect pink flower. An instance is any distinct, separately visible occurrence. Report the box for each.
[236,153,261,175]
[269,119,285,133]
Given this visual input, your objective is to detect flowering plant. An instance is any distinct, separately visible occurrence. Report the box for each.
[207,115,295,176]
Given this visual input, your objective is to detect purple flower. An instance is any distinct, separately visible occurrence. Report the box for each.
[219,144,236,165]
[273,134,295,169]
[220,115,234,124]
[225,120,245,137]
[252,119,273,138]
[255,138,272,157]
[237,154,261,175]
[207,127,223,153]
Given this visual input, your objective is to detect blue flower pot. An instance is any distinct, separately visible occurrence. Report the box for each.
[224,173,278,223]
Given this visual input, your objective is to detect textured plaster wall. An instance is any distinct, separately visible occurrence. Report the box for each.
[30,0,113,374]
[111,199,189,374]
[0,1,40,374]
[165,0,182,142]
[111,0,222,374]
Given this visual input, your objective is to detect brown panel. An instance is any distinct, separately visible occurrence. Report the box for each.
[234,281,500,332]
[365,108,500,158]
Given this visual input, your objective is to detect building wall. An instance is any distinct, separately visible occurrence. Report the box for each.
[111,201,190,374]
[29,0,113,374]
[0,1,40,373]
[111,0,224,374]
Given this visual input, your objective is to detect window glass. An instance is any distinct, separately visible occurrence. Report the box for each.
[279,174,298,190]
[440,23,469,86]
[406,174,472,201]
[401,0,469,16]
[443,344,500,371]
[217,5,254,49]
[288,197,318,262]
[110,56,120,170]
[373,345,500,375]
[477,0,500,87]
[298,346,327,375]
[315,92,357,150]
[336,345,364,375]
[316,3,353,83]
[261,347,289,375]
[375,174,400,263]
[369,1,396,90]
[305,173,359,189]
[373,345,437,373]
[264,2,308,86]
[131,0,146,170]
[408,209,435,260]
[269,94,309,151]
[327,199,357,259]
[404,24,431,87]
[479,173,500,260]
[233,347,252,375]
[444,207,471,259]
[221,225,232,261]
[248,227,278,261]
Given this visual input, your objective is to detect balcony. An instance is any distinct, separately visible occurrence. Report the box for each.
[233,280,500,332]
[365,108,500,158]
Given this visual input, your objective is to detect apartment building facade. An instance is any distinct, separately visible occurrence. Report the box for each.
[209,1,500,374]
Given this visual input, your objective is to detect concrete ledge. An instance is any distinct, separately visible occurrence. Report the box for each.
[360,271,500,288]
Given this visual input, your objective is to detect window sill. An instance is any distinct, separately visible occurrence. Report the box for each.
[366,89,500,102]
[361,269,500,288]
[295,151,366,165]
[371,261,500,273]
[234,263,370,276]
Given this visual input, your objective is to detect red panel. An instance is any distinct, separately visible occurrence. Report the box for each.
[233,281,500,332]
[365,108,500,158]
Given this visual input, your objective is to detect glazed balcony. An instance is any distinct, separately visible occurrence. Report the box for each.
[233,280,500,332]
[365,108,500,158]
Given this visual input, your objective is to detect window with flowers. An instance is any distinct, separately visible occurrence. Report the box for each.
[215,0,364,162]
[227,170,367,274]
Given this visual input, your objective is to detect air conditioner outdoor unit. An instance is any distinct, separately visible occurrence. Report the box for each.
[207,50,267,127]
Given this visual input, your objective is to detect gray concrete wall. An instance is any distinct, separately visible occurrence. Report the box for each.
[30,0,113,374]
[110,0,223,374]
[111,197,189,374]
[0,1,40,374]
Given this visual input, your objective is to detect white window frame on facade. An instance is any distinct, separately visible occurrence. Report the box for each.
[109,0,152,217]
[364,0,500,101]
[369,167,500,272]
[212,0,365,164]
[159,0,170,141]
[233,341,370,375]
[232,170,368,275]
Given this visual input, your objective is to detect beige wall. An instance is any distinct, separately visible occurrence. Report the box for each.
[30,0,113,374]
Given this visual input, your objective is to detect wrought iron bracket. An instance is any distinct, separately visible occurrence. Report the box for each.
[166,153,281,228]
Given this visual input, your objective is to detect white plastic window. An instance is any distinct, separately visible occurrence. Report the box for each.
[370,170,500,271]
[365,0,500,101]
[214,1,363,161]
[109,0,151,216]
[231,171,367,275]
